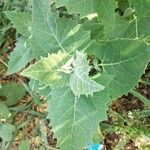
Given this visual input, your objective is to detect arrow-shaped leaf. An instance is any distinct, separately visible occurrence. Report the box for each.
[70,51,104,97]
[48,86,110,150]
[31,0,91,58]
[21,51,70,87]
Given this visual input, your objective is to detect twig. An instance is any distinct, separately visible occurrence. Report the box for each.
[130,90,150,106]
[0,59,8,67]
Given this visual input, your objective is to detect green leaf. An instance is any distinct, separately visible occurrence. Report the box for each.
[4,11,31,37]
[47,87,110,150]
[18,139,30,150]
[0,102,10,121]
[7,37,33,75]
[87,39,150,98]
[21,51,70,87]
[128,0,150,40]
[98,0,117,32]
[0,123,15,142]
[31,0,91,58]
[97,0,150,40]
[129,0,150,18]
[70,51,104,97]
[97,0,134,40]
[51,0,99,17]
[0,83,26,106]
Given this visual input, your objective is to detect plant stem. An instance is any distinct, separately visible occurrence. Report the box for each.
[25,110,46,118]
[0,59,8,67]
[130,90,150,106]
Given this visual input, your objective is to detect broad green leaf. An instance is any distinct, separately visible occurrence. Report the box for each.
[31,0,91,58]
[129,0,150,40]
[18,139,30,150]
[48,87,110,150]
[7,37,33,75]
[97,0,135,40]
[0,102,10,121]
[98,0,117,32]
[4,11,31,37]
[97,0,150,40]
[0,83,26,106]
[87,39,150,98]
[0,123,15,142]
[70,51,104,97]
[21,51,70,87]
[51,0,99,17]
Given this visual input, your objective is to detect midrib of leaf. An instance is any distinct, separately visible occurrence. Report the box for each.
[67,95,97,149]
[134,15,139,39]
[51,87,98,148]
[69,95,77,149]
[38,1,66,53]
[52,88,75,147]
[116,19,135,39]
[75,71,101,89]
[101,52,145,67]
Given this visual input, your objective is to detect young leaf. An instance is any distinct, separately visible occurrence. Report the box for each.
[0,83,26,106]
[4,11,31,37]
[47,87,110,150]
[87,39,150,98]
[7,37,33,75]
[21,51,70,87]
[31,0,91,58]
[0,124,15,142]
[51,0,99,17]
[70,51,104,97]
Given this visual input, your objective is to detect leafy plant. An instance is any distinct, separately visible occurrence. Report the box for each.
[4,0,150,149]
